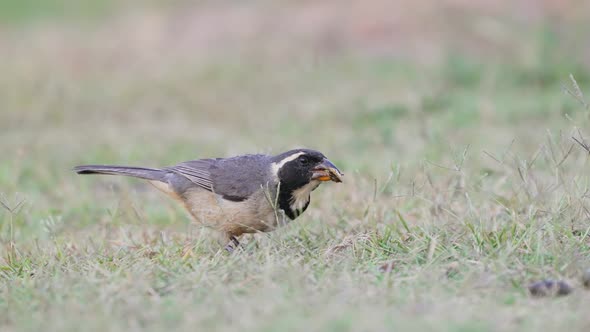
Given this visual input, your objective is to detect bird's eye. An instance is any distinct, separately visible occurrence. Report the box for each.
[298,156,309,165]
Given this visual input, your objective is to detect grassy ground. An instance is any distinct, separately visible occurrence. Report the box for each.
[2,1,590,331]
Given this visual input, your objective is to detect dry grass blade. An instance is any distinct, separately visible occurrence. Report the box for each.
[561,74,589,110]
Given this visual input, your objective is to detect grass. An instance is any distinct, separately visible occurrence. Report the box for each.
[2,1,590,331]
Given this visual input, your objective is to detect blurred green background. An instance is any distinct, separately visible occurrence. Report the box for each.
[1,1,590,331]
[1,0,590,255]
[2,0,589,210]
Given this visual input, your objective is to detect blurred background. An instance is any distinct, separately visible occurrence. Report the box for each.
[1,0,590,233]
[3,2,590,330]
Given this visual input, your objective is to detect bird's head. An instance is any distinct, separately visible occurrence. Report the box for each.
[271,149,343,188]
[270,149,343,219]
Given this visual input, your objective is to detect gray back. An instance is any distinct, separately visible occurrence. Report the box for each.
[165,154,273,201]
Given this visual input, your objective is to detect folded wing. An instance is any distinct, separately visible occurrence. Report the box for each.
[165,154,272,202]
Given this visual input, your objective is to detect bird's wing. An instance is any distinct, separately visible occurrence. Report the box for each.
[165,154,272,202]
[165,159,217,192]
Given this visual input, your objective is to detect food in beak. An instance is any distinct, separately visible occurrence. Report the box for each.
[312,159,343,183]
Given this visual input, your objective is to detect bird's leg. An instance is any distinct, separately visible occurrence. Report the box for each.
[224,235,241,253]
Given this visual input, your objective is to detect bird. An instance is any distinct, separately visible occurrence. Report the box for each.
[73,148,343,251]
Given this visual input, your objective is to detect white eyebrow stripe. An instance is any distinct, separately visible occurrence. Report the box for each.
[270,152,305,179]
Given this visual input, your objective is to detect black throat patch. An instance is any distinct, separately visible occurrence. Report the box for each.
[276,185,310,220]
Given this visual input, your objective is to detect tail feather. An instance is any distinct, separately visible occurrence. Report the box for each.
[73,165,166,182]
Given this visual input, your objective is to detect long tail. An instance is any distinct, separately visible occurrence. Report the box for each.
[73,165,166,181]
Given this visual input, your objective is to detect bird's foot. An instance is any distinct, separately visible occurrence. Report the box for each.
[224,236,241,253]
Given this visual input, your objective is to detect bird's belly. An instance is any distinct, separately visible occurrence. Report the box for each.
[180,187,289,236]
